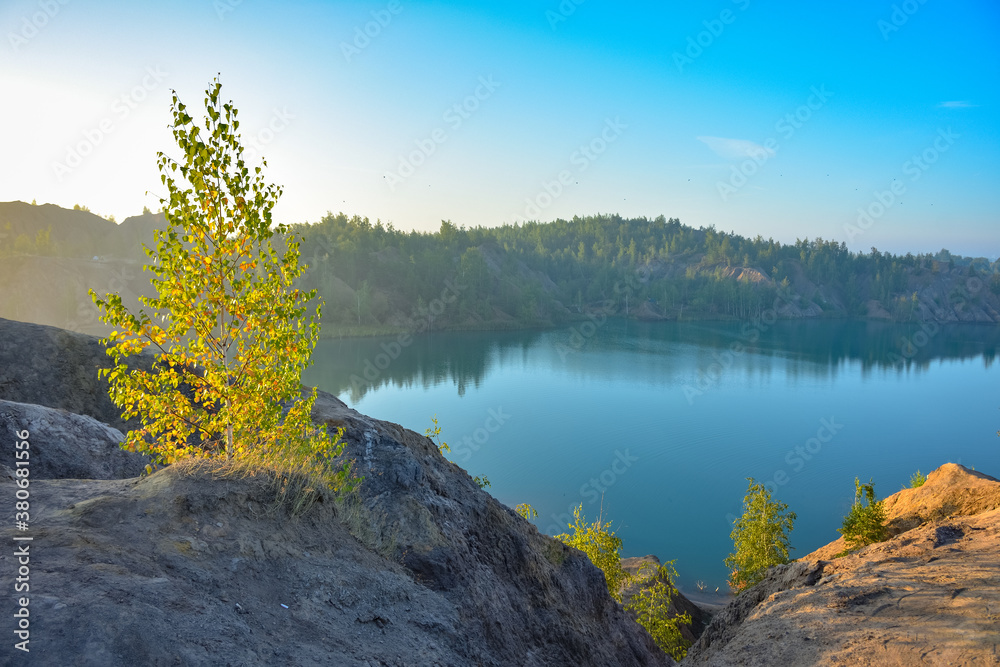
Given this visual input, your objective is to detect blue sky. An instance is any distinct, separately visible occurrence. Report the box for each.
[1,0,997,256]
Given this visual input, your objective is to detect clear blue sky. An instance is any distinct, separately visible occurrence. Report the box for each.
[2,0,997,257]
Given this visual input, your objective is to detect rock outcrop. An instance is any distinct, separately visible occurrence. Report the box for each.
[0,399,149,480]
[682,464,1000,666]
[306,389,673,666]
[0,317,154,432]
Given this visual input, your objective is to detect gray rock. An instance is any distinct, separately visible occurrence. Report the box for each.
[309,389,674,666]
[0,399,149,479]
[684,560,825,664]
[0,317,154,432]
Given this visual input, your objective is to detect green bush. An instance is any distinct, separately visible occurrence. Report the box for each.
[90,80,356,512]
[625,562,692,661]
[425,415,449,453]
[515,503,537,520]
[724,478,797,593]
[838,477,888,552]
[556,505,690,660]
[908,469,926,488]
[555,504,631,601]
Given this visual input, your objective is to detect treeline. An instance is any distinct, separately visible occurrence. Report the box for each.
[3,201,997,334]
[0,221,52,256]
[290,213,1000,331]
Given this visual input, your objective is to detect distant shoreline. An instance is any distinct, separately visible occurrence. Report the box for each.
[319,314,1000,340]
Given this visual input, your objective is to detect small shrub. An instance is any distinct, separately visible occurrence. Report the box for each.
[472,474,490,490]
[556,506,691,660]
[542,538,568,566]
[908,469,926,488]
[555,504,631,601]
[515,503,537,520]
[625,562,692,661]
[724,478,796,593]
[425,415,449,453]
[838,477,888,552]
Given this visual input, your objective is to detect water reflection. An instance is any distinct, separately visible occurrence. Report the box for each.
[304,320,1000,403]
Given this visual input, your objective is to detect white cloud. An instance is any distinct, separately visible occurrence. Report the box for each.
[937,100,978,109]
[697,136,776,161]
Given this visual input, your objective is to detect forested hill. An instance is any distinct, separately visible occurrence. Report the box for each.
[291,213,1000,332]
[2,201,998,336]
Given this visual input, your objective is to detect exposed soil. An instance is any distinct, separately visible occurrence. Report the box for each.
[683,464,1000,666]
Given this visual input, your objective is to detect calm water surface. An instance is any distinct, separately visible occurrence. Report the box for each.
[303,320,1000,598]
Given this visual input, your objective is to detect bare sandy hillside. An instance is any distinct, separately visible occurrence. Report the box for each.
[683,464,1000,666]
[804,463,1000,561]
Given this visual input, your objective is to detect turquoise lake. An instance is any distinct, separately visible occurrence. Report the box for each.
[302,319,1000,600]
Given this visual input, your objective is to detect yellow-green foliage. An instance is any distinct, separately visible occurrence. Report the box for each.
[724,478,796,593]
[515,503,537,520]
[424,415,449,453]
[908,469,926,488]
[90,78,356,503]
[838,477,888,551]
[625,562,692,662]
[556,504,631,602]
[557,505,690,659]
